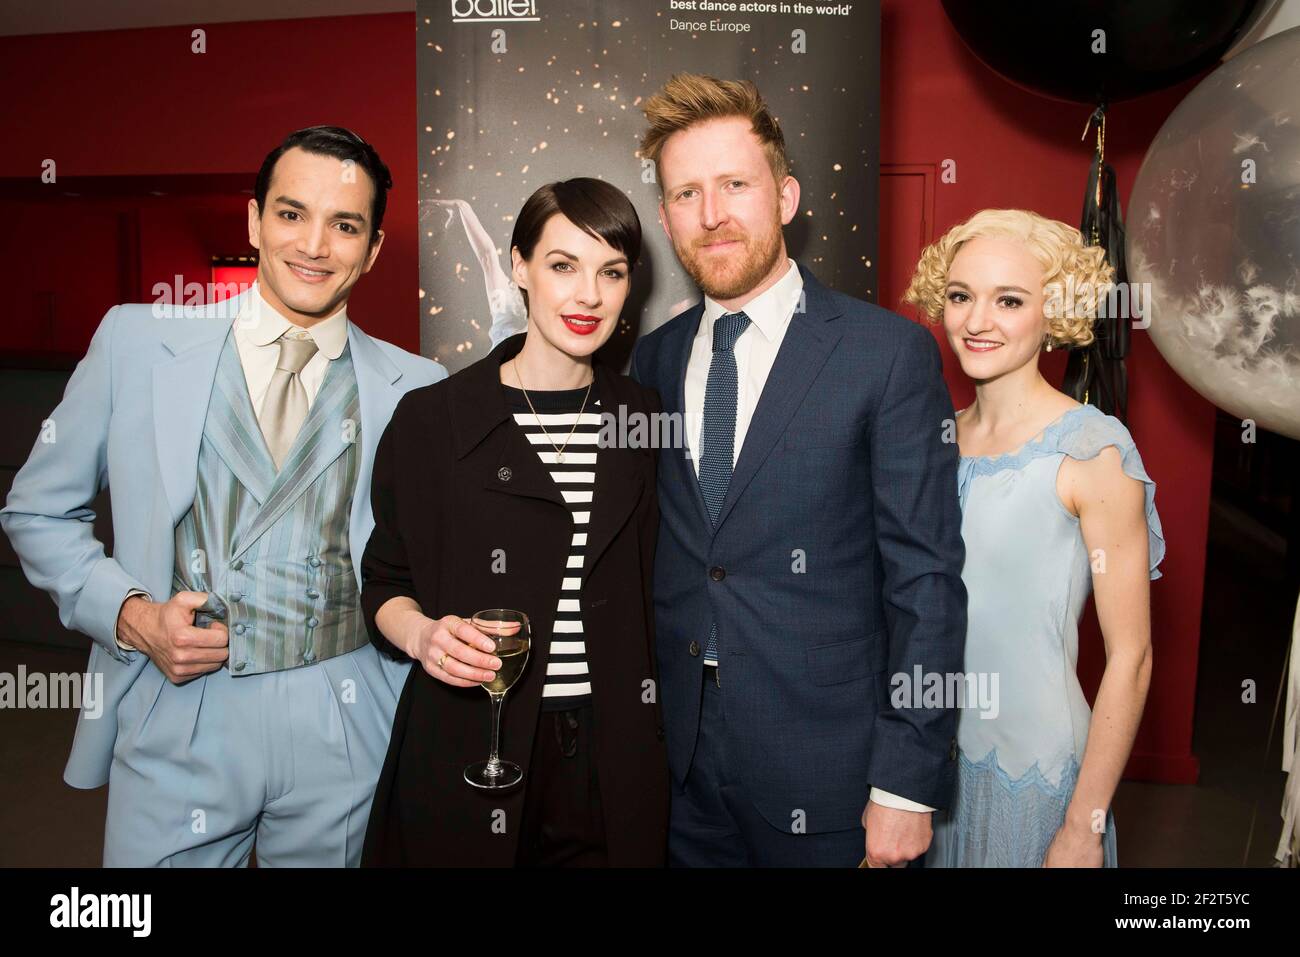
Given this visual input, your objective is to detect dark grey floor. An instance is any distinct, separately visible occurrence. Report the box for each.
[0,498,1291,867]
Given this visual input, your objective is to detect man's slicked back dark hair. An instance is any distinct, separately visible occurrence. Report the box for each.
[254,126,393,243]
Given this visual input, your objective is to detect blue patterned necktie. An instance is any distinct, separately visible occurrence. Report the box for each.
[698,310,750,663]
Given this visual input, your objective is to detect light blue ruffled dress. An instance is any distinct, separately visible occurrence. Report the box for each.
[926,404,1166,868]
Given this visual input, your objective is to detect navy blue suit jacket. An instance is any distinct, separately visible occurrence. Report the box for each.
[630,262,967,833]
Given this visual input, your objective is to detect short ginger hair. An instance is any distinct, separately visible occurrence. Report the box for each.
[640,73,791,190]
[902,208,1115,348]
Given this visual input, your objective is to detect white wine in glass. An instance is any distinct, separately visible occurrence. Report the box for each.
[464,608,531,789]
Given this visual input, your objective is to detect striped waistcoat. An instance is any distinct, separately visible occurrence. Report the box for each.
[172,329,366,675]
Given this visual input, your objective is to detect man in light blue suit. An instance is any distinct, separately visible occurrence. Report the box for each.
[1,127,446,866]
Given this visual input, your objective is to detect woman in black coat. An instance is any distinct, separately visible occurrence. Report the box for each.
[360,178,668,866]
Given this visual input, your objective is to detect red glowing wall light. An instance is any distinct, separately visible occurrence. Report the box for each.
[211,257,257,301]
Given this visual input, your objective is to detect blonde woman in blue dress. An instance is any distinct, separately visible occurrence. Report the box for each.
[904,209,1165,867]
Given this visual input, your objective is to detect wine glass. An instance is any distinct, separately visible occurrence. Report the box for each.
[463,608,531,789]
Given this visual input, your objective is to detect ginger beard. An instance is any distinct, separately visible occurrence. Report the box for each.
[671,204,784,302]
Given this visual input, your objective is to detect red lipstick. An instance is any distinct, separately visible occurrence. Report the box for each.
[561,314,602,336]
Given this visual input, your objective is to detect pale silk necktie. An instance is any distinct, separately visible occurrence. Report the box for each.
[261,331,319,470]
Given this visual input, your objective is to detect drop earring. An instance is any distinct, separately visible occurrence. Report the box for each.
[1044,335,1053,353]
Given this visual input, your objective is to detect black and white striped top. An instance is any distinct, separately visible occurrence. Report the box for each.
[502,383,602,711]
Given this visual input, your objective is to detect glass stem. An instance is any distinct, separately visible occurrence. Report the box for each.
[485,691,506,775]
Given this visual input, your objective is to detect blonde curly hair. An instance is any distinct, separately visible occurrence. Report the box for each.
[901,208,1115,348]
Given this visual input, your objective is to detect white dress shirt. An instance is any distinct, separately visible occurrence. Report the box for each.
[234,281,350,422]
[684,258,803,474]
[683,258,934,816]
[117,283,349,650]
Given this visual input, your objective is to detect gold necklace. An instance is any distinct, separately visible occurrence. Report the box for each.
[511,360,593,464]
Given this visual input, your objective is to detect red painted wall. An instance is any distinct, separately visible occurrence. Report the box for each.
[0,13,421,353]
[0,3,1208,782]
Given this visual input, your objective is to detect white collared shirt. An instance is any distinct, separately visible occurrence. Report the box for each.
[233,281,349,424]
[682,258,934,816]
[683,257,803,475]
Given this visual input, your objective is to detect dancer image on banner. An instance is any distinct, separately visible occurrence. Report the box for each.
[424,198,529,347]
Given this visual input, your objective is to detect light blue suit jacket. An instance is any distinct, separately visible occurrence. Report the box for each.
[0,291,446,788]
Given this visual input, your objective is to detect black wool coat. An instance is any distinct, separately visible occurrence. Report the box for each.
[359,333,669,866]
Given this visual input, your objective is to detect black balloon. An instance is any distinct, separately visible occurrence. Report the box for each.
[941,0,1272,104]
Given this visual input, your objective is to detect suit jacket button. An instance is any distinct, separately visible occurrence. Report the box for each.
[688,640,700,657]
[233,660,247,672]
[498,466,512,482]
[234,623,247,636]
[709,566,726,581]
[230,559,244,571]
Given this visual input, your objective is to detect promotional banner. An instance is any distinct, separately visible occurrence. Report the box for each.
[418,0,880,371]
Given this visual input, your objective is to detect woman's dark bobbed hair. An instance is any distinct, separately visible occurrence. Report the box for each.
[511,178,642,283]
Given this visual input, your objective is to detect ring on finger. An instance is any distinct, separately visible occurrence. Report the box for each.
[437,652,448,670]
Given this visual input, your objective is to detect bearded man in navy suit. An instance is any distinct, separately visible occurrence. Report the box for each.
[631,75,968,867]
